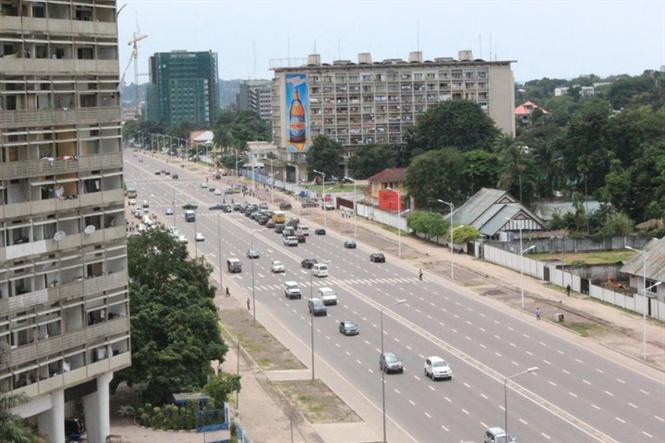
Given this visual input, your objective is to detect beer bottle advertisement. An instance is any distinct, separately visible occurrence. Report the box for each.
[285,73,309,152]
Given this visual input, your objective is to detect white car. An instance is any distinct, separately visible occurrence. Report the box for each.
[318,287,337,306]
[165,207,174,216]
[128,198,137,206]
[168,227,179,238]
[283,236,298,247]
[200,182,208,189]
[214,189,222,196]
[195,232,205,242]
[424,356,453,380]
[271,260,285,273]
[177,234,187,243]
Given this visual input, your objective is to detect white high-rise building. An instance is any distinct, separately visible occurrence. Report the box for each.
[0,1,130,442]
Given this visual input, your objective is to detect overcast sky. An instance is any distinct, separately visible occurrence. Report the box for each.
[118,0,665,83]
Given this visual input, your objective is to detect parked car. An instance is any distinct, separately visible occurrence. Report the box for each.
[154,171,161,175]
[302,199,318,208]
[296,232,306,243]
[370,253,386,263]
[128,198,137,206]
[344,240,356,249]
[315,228,326,235]
[300,226,310,236]
[210,204,226,210]
[308,298,327,316]
[233,203,242,211]
[424,356,453,380]
[195,232,205,242]
[247,249,260,259]
[339,321,359,336]
[279,202,292,210]
[172,174,179,179]
[165,207,174,216]
[182,203,198,210]
[271,260,285,273]
[284,281,302,299]
[200,182,208,188]
[379,352,403,373]
[266,220,276,228]
[214,189,222,195]
[208,187,216,193]
[274,224,285,234]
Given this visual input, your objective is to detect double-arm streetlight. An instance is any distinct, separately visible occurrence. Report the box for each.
[379,299,406,443]
[437,199,455,279]
[504,367,539,440]
[313,170,327,227]
[505,217,535,308]
[626,245,662,360]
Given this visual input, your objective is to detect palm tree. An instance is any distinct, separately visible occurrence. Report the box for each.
[0,393,40,443]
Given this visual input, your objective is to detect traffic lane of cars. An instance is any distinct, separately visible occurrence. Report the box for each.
[291,218,665,436]
[126,156,660,440]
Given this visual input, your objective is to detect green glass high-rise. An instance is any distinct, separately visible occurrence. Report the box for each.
[145,50,219,127]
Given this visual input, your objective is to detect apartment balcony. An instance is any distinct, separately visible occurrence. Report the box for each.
[87,317,130,341]
[0,225,126,261]
[0,107,121,129]
[0,57,119,76]
[0,16,117,38]
[0,188,124,219]
[0,152,122,181]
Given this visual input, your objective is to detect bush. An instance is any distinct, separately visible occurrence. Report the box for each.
[451,225,480,244]
[407,211,449,240]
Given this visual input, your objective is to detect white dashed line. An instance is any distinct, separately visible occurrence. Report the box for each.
[640,389,650,396]
[591,404,601,410]
[424,412,432,419]
[655,415,665,423]
[414,375,421,381]
[408,400,416,406]
[463,382,471,388]
[595,368,604,374]
[548,381,557,387]
[562,369,571,375]
[605,390,615,397]
[444,396,452,403]
[519,418,528,425]
[461,409,469,415]
[642,431,653,439]
[543,359,551,365]
[616,378,626,384]
[480,393,488,400]
[479,344,487,349]
[356,359,362,365]
[582,379,591,385]
[525,350,534,356]
[575,358,584,364]
[569,392,578,398]
[441,425,449,432]
[394,388,400,394]
[541,432,551,440]
[615,417,625,424]
[428,386,436,392]
[628,402,638,409]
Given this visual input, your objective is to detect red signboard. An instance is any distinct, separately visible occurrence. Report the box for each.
[378,189,400,211]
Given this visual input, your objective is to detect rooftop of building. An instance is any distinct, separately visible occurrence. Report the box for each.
[620,238,665,281]
[272,50,514,72]
[366,168,407,184]
[515,101,549,116]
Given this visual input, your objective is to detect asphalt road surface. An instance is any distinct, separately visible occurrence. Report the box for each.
[124,150,665,443]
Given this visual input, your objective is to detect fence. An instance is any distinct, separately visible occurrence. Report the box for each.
[476,242,665,320]
[356,203,410,232]
[486,235,649,254]
[242,170,318,199]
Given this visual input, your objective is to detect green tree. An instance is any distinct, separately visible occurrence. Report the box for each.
[599,212,634,237]
[407,212,448,241]
[306,135,343,179]
[497,140,536,204]
[203,373,241,408]
[405,148,466,209]
[462,150,500,196]
[0,393,41,443]
[404,100,500,159]
[114,230,228,404]
[212,110,271,152]
[451,225,480,244]
[348,144,397,179]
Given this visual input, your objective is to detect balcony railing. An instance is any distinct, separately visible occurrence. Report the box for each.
[0,16,117,37]
[0,151,122,180]
[0,188,124,219]
[0,107,120,129]
[0,58,119,76]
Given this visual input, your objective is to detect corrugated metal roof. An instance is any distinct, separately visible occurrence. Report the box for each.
[367,168,407,183]
[480,205,521,236]
[621,238,665,282]
[452,188,509,226]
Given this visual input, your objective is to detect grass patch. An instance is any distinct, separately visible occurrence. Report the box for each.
[530,249,638,265]
[273,380,360,424]
[220,309,305,370]
[564,322,605,337]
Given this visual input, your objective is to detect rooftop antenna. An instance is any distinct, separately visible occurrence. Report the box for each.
[287,37,290,64]
[252,40,256,79]
[489,33,493,61]
[479,34,482,59]
[313,39,317,53]
[337,38,341,60]
[416,21,420,51]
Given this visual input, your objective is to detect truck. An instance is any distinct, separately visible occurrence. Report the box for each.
[484,427,516,443]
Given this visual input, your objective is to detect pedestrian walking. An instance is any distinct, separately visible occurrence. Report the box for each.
[246,297,251,311]
[418,269,423,281]
[535,307,541,320]
[225,286,230,297]
[566,284,571,297]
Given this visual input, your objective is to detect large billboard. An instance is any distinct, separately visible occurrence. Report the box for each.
[284,73,310,153]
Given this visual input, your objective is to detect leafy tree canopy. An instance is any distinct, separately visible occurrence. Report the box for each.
[213,110,271,151]
[405,148,466,209]
[407,211,449,240]
[114,230,228,404]
[306,135,343,179]
[348,144,397,179]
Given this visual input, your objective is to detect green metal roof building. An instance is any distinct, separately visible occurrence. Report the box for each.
[145,50,219,127]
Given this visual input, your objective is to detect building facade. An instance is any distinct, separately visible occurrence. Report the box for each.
[270,50,515,182]
[236,80,272,121]
[0,1,130,442]
[145,50,219,127]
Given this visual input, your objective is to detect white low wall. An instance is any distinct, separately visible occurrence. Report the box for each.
[356,203,410,232]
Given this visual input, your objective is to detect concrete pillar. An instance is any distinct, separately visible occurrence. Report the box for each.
[343,162,349,179]
[37,389,65,443]
[294,165,300,184]
[82,372,113,443]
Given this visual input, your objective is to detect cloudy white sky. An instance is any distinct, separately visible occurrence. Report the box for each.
[118,0,665,82]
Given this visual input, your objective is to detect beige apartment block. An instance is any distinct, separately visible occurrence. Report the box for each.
[0,1,130,442]
[271,50,515,182]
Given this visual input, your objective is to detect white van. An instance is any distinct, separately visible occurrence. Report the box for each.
[318,287,337,305]
[312,263,328,278]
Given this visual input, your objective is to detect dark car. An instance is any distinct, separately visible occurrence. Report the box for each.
[296,232,306,243]
[308,298,327,317]
[213,173,221,179]
[154,171,161,175]
[301,258,318,269]
[258,216,269,225]
[163,170,171,175]
[286,218,300,227]
[172,174,179,179]
[208,187,215,192]
[344,240,357,249]
[279,202,292,210]
[182,203,198,210]
[223,205,233,213]
[233,203,242,211]
[247,249,260,259]
[339,321,360,336]
[274,224,285,234]
[302,200,318,208]
[370,253,386,263]
[266,220,276,228]
[379,352,404,374]
[315,228,326,235]
[210,204,225,211]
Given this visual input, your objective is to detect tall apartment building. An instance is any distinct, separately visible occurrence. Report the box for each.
[0,1,130,442]
[236,80,272,121]
[271,50,515,182]
[145,50,219,127]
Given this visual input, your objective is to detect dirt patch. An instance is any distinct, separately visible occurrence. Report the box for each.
[273,380,361,424]
[220,308,305,370]
[563,321,607,337]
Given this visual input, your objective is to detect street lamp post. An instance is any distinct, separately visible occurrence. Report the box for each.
[437,199,455,279]
[217,213,223,291]
[397,208,410,258]
[505,217,534,309]
[380,299,406,443]
[313,170,327,227]
[309,260,330,381]
[345,176,358,241]
[504,367,539,440]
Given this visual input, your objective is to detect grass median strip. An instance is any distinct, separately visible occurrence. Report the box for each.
[220,308,305,370]
[273,380,361,424]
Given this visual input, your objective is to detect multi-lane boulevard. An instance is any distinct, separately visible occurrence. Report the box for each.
[124,150,665,443]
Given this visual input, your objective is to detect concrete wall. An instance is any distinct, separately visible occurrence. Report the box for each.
[488,64,515,137]
[486,235,649,254]
[356,203,410,232]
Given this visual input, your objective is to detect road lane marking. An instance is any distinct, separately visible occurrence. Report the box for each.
[541,432,551,440]
[595,368,604,373]
[569,392,578,398]
[519,418,528,425]
[655,415,664,423]
[479,327,486,332]
[479,344,487,349]
[615,417,625,424]
[511,360,519,366]
[356,359,362,365]
[616,378,626,384]
[642,431,653,439]
[406,345,412,350]
[465,336,472,341]
[480,393,488,399]
[627,402,638,409]
[441,425,449,432]
[424,412,431,419]
[640,389,650,396]
[463,382,471,388]
[414,375,421,381]
[543,359,551,365]
[494,352,502,357]
[562,369,571,375]
[525,351,534,356]
[368,369,374,374]
[591,404,600,410]
[575,358,584,364]
[582,379,591,385]
[408,399,416,406]
[507,326,515,331]
[394,388,400,394]
[461,408,469,415]
[604,390,614,397]
[548,381,557,386]
[444,396,451,403]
